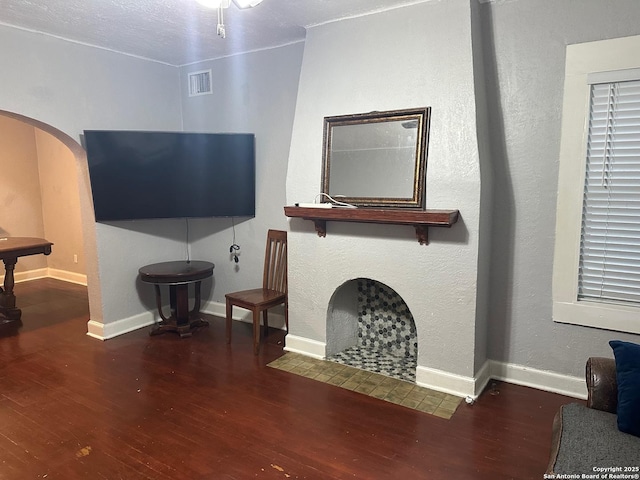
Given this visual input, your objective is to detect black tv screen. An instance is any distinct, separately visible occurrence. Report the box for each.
[84,130,255,222]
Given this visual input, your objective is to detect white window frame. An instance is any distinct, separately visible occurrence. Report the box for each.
[553,35,640,335]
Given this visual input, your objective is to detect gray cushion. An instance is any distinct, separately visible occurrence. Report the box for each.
[552,403,640,474]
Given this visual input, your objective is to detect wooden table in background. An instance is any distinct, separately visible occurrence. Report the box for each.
[0,237,53,327]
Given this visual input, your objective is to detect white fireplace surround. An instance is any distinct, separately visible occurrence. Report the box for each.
[282,1,587,401]
[284,0,486,399]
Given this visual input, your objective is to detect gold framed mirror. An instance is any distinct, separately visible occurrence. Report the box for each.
[321,107,431,209]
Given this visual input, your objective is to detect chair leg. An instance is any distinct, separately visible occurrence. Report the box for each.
[284,299,289,333]
[253,308,261,355]
[226,299,232,344]
[263,310,269,335]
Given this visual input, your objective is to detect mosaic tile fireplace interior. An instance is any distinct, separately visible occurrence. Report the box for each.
[327,279,418,383]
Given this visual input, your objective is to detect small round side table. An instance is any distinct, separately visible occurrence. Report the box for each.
[139,260,214,338]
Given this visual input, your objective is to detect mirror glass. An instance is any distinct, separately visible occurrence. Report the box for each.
[321,107,430,209]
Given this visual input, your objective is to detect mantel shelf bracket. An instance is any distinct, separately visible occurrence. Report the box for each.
[415,225,429,245]
[284,206,459,245]
[313,220,327,238]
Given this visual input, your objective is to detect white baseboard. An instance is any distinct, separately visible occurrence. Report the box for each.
[85,300,286,342]
[87,311,155,340]
[283,335,326,359]
[488,360,587,400]
[203,300,228,319]
[473,359,493,398]
[3,268,87,286]
[416,360,586,400]
[203,300,286,328]
[277,335,586,400]
[416,365,477,398]
[4,268,49,283]
[48,268,87,286]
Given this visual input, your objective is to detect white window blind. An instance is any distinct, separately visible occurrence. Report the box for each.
[578,79,640,305]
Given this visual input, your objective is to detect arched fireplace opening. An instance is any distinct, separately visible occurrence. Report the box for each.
[326,278,417,382]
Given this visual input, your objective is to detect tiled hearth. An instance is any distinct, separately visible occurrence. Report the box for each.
[269,353,461,419]
[327,279,418,383]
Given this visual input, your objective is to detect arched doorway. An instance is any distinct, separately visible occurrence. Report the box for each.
[0,109,103,331]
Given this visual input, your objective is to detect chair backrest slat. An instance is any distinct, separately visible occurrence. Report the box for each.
[263,230,287,293]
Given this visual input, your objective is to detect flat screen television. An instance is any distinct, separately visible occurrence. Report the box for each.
[84,130,255,222]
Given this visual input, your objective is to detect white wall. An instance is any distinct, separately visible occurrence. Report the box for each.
[0,118,85,283]
[470,0,493,376]
[0,118,47,273]
[36,128,86,280]
[0,25,183,335]
[482,0,640,377]
[286,0,484,383]
[1,25,304,337]
[180,42,304,309]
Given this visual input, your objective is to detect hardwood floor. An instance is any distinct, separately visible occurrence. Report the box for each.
[0,278,579,479]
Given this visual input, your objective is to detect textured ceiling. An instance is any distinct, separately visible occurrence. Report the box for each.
[0,0,428,66]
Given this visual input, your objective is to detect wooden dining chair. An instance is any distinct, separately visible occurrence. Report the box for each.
[225,229,288,355]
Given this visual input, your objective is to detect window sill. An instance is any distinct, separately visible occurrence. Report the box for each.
[553,300,640,335]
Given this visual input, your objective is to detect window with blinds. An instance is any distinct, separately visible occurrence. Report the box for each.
[578,78,640,306]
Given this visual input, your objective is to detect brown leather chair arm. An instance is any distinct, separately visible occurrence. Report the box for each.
[546,406,564,474]
[586,357,617,413]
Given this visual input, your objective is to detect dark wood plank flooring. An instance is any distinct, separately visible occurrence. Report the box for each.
[0,278,579,479]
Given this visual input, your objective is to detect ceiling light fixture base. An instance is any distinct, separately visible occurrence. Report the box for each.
[196,0,264,38]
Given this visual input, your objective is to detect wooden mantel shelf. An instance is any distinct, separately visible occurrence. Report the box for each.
[284,206,459,245]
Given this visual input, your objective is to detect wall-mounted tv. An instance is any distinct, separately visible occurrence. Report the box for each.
[84,130,255,222]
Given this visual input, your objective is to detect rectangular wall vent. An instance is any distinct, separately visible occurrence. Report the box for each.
[188,69,213,97]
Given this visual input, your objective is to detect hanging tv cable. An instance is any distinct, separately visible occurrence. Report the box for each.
[229,217,240,263]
